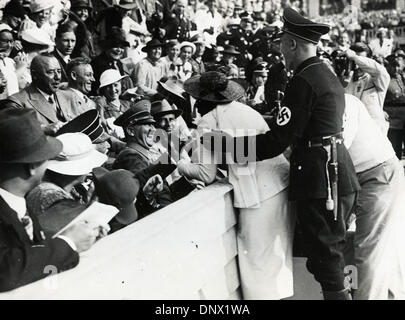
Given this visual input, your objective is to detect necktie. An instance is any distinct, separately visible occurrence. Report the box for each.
[21,213,34,241]
[49,95,64,121]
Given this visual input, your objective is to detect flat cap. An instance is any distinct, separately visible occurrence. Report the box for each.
[282,8,330,44]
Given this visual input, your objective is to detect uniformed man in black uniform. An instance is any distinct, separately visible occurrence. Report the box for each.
[203,8,360,300]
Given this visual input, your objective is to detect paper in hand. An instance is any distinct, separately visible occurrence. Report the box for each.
[53,202,119,238]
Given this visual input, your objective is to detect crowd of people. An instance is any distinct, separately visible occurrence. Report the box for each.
[0,0,404,301]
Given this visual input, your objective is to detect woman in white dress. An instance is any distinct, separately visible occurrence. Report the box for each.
[178,71,295,299]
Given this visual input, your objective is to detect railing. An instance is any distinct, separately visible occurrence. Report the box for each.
[0,182,241,300]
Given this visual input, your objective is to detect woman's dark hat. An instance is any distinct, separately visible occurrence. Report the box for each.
[222,45,240,56]
[93,167,139,225]
[0,108,62,163]
[184,71,245,103]
[142,38,164,52]
[103,27,130,49]
[57,110,108,143]
[3,0,27,19]
[70,0,93,11]
[282,8,330,44]
[151,99,182,119]
[114,100,155,127]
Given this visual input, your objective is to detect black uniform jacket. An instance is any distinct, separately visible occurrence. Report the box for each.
[0,196,79,292]
[242,56,360,200]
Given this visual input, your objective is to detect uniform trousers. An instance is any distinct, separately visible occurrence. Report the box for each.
[297,192,357,292]
[237,188,295,299]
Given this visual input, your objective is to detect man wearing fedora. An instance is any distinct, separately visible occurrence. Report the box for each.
[4,53,86,136]
[132,38,165,98]
[204,8,360,300]
[0,108,105,292]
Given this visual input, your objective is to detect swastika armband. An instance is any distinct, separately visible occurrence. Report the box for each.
[276,107,292,126]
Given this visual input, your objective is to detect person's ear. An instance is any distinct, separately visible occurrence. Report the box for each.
[290,38,298,51]
[70,70,78,82]
[125,125,136,137]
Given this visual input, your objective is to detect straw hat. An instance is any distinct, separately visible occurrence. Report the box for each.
[184,71,245,103]
[47,133,107,176]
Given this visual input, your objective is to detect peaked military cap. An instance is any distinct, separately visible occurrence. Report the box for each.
[282,8,330,44]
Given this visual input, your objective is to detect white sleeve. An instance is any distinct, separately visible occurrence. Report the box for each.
[343,95,360,149]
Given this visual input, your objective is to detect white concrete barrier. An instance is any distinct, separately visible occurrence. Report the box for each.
[0,182,241,300]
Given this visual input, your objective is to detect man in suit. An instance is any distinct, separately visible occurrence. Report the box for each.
[52,21,77,83]
[4,53,82,135]
[63,57,97,114]
[0,108,106,292]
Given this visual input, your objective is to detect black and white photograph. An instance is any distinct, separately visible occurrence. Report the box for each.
[0,0,404,306]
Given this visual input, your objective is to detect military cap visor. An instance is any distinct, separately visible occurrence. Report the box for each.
[282,8,330,44]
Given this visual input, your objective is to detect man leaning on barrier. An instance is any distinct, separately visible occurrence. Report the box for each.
[0,108,108,292]
[203,8,361,300]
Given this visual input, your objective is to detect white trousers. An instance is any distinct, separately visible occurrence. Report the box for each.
[237,188,295,300]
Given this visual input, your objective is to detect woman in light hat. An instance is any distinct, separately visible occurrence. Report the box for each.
[179,71,294,300]
[94,69,132,140]
[20,0,55,39]
[26,132,108,235]
[175,41,196,81]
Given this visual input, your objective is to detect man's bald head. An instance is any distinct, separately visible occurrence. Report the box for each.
[30,53,62,94]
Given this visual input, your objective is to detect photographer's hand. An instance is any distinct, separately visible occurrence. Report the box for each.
[344,48,357,60]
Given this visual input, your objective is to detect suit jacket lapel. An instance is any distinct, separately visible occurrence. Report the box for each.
[0,196,33,244]
[27,86,58,123]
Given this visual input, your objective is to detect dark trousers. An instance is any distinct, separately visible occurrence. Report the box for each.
[296,192,357,292]
[387,128,405,160]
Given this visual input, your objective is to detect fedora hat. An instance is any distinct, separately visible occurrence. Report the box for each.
[57,110,108,143]
[184,71,245,103]
[142,38,163,52]
[47,133,107,176]
[93,167,139,225]
[151,99,182,119]
[222,45,240,56]
[98,69,128,90]
[0,108,62,163]
[115,0,137,10]
[157,79,186,102]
